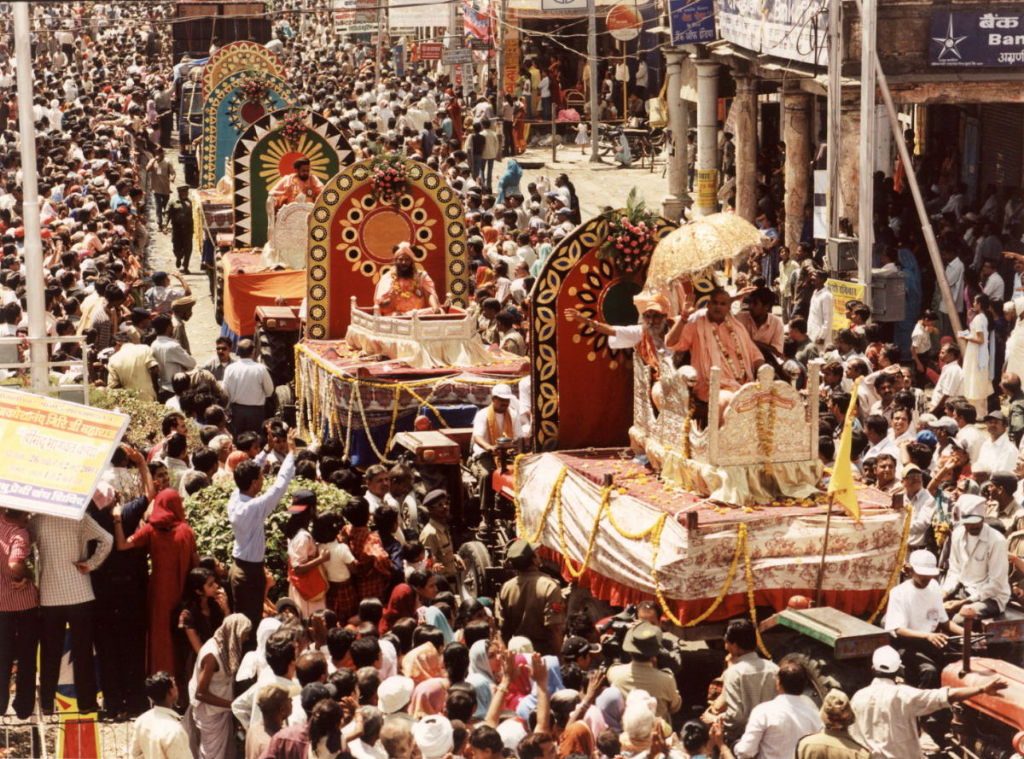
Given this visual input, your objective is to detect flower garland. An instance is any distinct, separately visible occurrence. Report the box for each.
[369,152,409,205]
[280,109,309,146]
[681,405,695,460]
[710,320,747,382]
[559,484,611,579]
[867,503,913,624]
[754,390,779,475]
[597,187,657,275]
[742,524,772,657]
[240,74,269,102]
[514,466,567,544]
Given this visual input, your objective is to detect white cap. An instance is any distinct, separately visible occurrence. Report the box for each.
[377,675,414,714]
[492,383,514,400]
[957,493,987,524]
[908,549,940,577]
[872,645,902,674]
[413,715,454,759]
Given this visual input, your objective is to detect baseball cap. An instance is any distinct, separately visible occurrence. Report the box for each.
[422,489,449,508]
[871,645,902,673]
[288,489,317,514]
[561,636,602,659]
[915,431,938,449]
[984,410,1008,423]
[957,493,987,524]
[927,418,959,436]
[902,464,924,478]
[908,549,940,577]
[492,383,514,400]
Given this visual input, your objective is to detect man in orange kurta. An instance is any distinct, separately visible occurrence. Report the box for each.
[666,287,763,410]
[373,242,441,316]
[268,157,323,209]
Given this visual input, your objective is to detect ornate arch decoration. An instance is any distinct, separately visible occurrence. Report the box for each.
[530,213,678,451]
[232,109,353,248]
[200,70,297,188]
[202,41,285,100]
[305,159,470,340]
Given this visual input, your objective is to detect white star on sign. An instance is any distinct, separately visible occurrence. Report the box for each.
[933,14,967,60]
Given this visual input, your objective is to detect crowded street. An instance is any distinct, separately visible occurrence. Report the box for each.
[1,1,1024,759]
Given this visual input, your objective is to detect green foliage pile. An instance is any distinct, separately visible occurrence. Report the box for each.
[185,477,351,597]
[89,387,201,448]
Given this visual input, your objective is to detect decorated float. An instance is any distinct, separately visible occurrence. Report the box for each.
[514,212,910,647]
[293,157,529,466]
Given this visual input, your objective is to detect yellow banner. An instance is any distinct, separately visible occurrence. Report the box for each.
[696,169,717,209]
[825,278,866,332]
[0,388,129,520]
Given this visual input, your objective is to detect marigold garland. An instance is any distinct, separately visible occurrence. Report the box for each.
[742,523,772,657]
[559,485,611,579]
[754,390,779,476]
[867,503,913,624]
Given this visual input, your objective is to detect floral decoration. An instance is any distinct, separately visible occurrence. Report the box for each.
[240,74,269,102]
[280,109,309,145]
[598,187,658,274]
[369,151,409,205]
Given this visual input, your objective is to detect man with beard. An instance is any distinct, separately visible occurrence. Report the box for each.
[373,242,441,316]
[269,157,324,210]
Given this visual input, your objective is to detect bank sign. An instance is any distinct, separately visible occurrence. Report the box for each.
[669,0,716,45]
[930,12,1024,67]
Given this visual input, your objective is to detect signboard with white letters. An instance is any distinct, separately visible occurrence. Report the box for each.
[929,12,1024,67]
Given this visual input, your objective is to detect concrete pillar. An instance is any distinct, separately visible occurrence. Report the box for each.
[783,86,812,252]
[733,75,758,222]
[661,50,691,223]
[837,93,861,232]
[694,59,719,218]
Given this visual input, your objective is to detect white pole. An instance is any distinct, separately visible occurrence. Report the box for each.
[588,0,601,162]
[826,0,841,238]
[14,3,47,396]
[857,0,875,303]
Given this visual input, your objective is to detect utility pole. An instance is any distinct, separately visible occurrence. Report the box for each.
[13,3,46,396]
[588,0,601,162]
[375,1,384,89]
[826,0,841,238]
[857,0,875,302]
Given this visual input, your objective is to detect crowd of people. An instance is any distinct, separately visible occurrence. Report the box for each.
[2,3,1024,759]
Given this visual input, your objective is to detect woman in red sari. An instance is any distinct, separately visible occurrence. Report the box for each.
[113,488,199,674]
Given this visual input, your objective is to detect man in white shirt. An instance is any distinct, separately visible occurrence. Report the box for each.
[150,314,196,397]
[863,415,901,465]
[939,247,965,337]
[131,672,193,759]
[952,401,985,465]
[977,410,1017,472]
[730,659,823,759]
[900,465,936,548]
[222,339,274,435]
[942,493,1012,623]
[884,549,962,690]
[232,631,300,729]
[806,270,834,347]
[980,259,1005,301]
[472,384,525,519]
[929,344,964,415]
[851,645,1005,759]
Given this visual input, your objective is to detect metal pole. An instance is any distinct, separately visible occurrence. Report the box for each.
[826,0,841,238]
[588,0,601,162]
[14,3,47,396]
[814,496,835,607]
[375,2,383,90]
[694,58,718,217]
[857,0,874,302]
[850,0,962,336]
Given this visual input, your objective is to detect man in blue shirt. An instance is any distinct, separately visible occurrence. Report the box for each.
[227,428,297,631]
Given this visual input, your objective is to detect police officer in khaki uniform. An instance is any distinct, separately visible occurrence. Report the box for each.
[418,489,463,585]
[496,540,565,655]
[607,621,682,720]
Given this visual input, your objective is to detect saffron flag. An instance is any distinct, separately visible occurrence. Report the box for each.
[827,377,861,520]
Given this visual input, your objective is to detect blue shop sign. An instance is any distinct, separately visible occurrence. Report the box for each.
[669,0,716,46]
[930,11,1024,67]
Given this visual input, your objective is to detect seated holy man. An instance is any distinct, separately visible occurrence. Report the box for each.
[373,242,442,316]
[665,286,763,418]
[268,157,324,210]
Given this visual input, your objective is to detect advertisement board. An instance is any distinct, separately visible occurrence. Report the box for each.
[716,0,828,65]
[668,0,716,46]
[929,12,1024,67]
[826,278,866,331]
[0,388,129,520]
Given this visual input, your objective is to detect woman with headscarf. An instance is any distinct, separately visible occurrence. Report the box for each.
[424,605,455,644]
[466,639,499,718]
[403,641,445,685]
[234,616,282,687]
[517,654,564,721]
[113,487,199,675]
[381,583,418,634]
[411,677,448,719]
[505,653,535,712]
[497,159,522,203]
[619,690,657,757]
[187,613,251,759]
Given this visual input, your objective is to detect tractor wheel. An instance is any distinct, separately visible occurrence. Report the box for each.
[254,323,298,388]
[214,266,224,326]
[458,541,492,602]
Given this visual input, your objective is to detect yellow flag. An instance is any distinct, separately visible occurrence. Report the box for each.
[827,378,861,520]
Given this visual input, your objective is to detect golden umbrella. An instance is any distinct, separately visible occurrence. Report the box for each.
[645,213,764,289]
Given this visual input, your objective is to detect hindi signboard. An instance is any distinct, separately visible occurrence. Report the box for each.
[389,0,439,28]
[420,42,444,60]
[826,278,866,331]
[717,0,827,65]
[607,3,642,41]
[0,388,129,520]
[334,0,376,33]
[668,0,716,46]
[929,12,1024,67]
[443,47,475,64]
[696,169,718,209]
